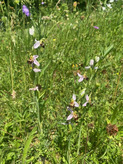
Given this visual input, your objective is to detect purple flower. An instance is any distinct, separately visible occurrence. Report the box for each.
[83,95,89,106]
[33,68,41,72]
[41,2,45,5]
[93,26,99,29]
[22,5,30,17]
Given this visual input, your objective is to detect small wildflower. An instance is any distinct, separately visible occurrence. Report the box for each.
[29,26,34,35]
[22,5,30,17]
[70,94,79,107]
[93,26,99,29]
[77,73,84,82]
[29,86,39,91]
[83,95,89,106]
[33,68,41,72]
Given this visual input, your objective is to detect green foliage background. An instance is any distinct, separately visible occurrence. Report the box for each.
[0,0,122,163]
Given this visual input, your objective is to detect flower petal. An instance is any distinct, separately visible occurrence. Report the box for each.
[34,60,40,67]
[72,94,76,101]
[82,102,88,107]
[90,59,94,66]
[29,86,39,91]
[67,113,73,121]
[29,26,34,35]
[93,26,99,29]
[77,73,82,78]
[33,55,38,59]
[33,41,40,49]
[74,101,79,107]
[78,77,84,82]
[85,66,91,69]
[33,68,41,72]
[86,95,89,102]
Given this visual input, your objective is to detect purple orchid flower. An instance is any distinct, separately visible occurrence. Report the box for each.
[93,26,99,29]
[22,5,30,17]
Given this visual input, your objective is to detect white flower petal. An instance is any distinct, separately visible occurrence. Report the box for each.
[34,60,40,67]
[90,59,94,66]
[107,4,112,8]
[33,55,38,59]
[33,68,41,72]
[86,95,89,102]
[74,101,79,107]
[72,94,76,101]
[33,41,40,49]
[29,86,38,91]
[85,66,91,69]
[29,26,34,35]
[78,77,84,82]
[67,113,73,121]
[77,73,82,78]
[82,102,88,107]
[102,7,106,10]
[94,67,98,70]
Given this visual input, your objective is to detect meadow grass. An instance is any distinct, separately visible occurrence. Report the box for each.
[0,1,123,163]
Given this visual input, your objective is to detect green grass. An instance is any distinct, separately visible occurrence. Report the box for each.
[0,1,123,163]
